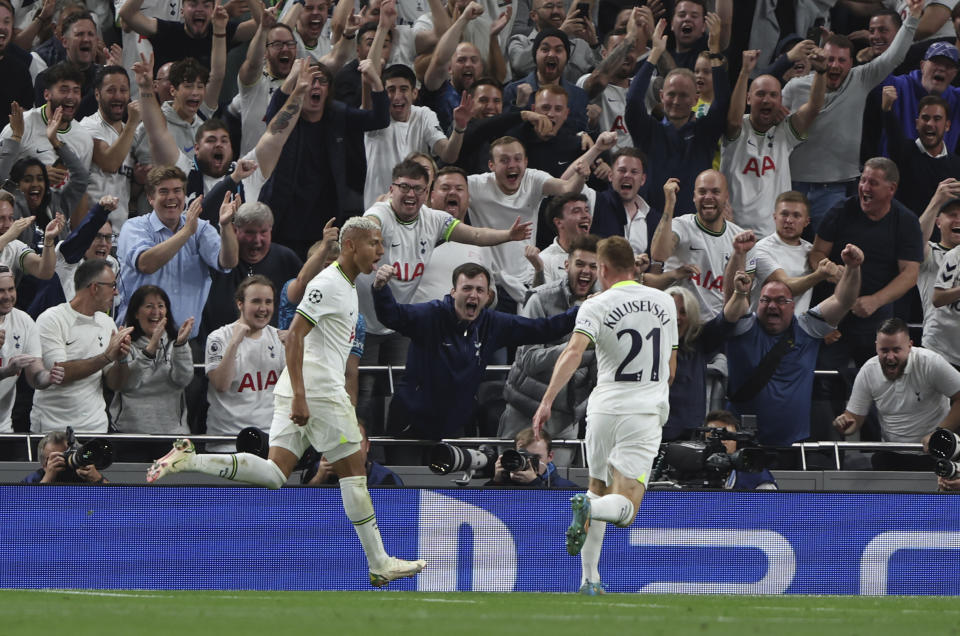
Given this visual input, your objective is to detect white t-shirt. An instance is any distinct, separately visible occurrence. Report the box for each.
[0,240,35,280]
[232,68,286,157]
[720,115,805,239]
[667,215,749,320]
[363,106,447,209]
[412,240,490,302]
[55,250,119,304]
[920,241,950,324]
[357,201,459,335]
[749,233,814,313]
[467,169,552,303]
[0,104,94,170]
[847,347,960,442]
[33,303,117,433]
[887,0,959,41]
[624,197,652,255]
[80,111,135,229]
[274,262,357,400]
[388,24,418,70]
[0,308,41,432]
[575,280,678,419]
[205,323,285,447]
[539,238,569,288]
[294,27,334,63]
[923,244,960,366]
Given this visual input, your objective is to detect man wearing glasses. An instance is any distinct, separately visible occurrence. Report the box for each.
[33,259,133,433]
[722,243,864,457]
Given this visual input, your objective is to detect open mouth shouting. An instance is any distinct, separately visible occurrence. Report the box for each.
[25,186,43,209]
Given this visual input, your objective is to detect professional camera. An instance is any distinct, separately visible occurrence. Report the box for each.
[927,429,960,480]
[61,427,114,471]
[500,448,540,473]
[651,426,772,488]
[428,443,497,485]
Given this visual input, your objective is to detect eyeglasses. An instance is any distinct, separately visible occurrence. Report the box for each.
[266,41,298,50]
[92,281,117,290]
[94,232,114,242]
[758,296,794,306]
[312,76,330,86]
[392,182,426,195]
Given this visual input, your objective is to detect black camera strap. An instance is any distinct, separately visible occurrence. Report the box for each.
[729,328,795,404]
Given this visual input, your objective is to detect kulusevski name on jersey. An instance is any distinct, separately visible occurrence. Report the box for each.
[600,298,673,330]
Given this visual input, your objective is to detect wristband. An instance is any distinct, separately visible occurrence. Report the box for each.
[707,52,725,60]
[213,32,227,38]
[734,290,749,296]
[454,126,466,134]
[344,32,356,40]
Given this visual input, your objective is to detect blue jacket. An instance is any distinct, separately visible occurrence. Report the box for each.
[373,284,578,439]
[503,72,590,133]
[881,69,960,154]
[624,60,729,213]
[590,187,662,253]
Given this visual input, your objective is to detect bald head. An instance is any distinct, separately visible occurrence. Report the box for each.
[748,75,784,131]
[693,170,728,226]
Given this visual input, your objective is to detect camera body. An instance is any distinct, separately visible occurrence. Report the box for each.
[928,428,960,479]
[652,426,771,488]
[500,448,540,474]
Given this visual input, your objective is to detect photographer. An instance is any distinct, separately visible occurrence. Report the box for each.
[705,410,777,491]
[21,431,107,484]
[485,428,577,488]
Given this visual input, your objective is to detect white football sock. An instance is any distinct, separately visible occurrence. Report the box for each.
[191,453,286,489]
[589,493,635,526]
[339,475,389,570]
[580,491,607,586]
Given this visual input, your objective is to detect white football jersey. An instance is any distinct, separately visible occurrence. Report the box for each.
[80,111,135,229]
[749,233,813,313]
[576,76,632,152]
[575,281,678,418]
[275,262,357,400]
[357,202,459,335]
[0,308,41,432]
[667,215,749,320]
[920,241,950,324]
[923,245,960,366]
[0,104,94,170]
[232,69,286,157]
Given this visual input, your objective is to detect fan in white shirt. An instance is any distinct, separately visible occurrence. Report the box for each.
[527,192,592,289]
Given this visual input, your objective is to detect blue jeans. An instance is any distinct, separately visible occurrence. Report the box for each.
[792,180,857,234]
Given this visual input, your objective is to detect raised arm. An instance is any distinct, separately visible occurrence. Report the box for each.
[721,230,755,303]
[415,0,449,54]
[286,218,338,306]
[118,0,159,37]
[22,214,64,280]
[547,130,617,194]
[237,2,274,87]
[583,6,649,100]
[650,177,680,263]
[486,8,511,83]
[136,197,202,274]
[255,59,312,178]
[819,244,864,325]
[92,101,142,173]
[216,192,239,270]
[724,269,752,322]
[447,214,532,246]
[434,91,472,163]
[789,48,826,135]
[860,0,921,86]
[920,178,960,260]
[207,323,250,391]
[424,1,483,91]
[624,18,666,146]
[914,1,951,40]
[204,1,230,111]
[132,53,180,167]
[317,14,361,72]
[726,49,757,141]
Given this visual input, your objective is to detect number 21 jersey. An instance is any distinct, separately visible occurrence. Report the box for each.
[574,281,678,418]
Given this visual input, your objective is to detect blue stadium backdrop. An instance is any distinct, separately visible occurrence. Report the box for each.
[2,486,959,595]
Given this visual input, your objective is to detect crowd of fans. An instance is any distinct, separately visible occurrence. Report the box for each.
[3,0,960,487]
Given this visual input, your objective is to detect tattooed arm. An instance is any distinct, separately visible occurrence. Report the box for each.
[256,60,312,180]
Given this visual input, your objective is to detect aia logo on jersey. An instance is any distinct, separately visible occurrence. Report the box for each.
[689,270,724,291]
[610,116,627,134]
[742,156,777,177]
[237,370,279,392]
[393,261,425,282]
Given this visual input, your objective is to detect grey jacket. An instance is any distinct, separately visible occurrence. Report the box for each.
[109,335,194,434]
[499,278,596,439]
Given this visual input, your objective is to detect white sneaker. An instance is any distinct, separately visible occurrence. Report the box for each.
[146,439,195,483]
[369,557,427,587]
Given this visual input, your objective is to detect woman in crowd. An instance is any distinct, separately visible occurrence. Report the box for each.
[111,285,194,435]
[205,275,285,452]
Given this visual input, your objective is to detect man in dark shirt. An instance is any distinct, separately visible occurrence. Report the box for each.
[0,0,35,124]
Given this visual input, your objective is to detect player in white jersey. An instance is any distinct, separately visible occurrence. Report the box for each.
[147,216,426,588]
[651,172,749,320]
[917,182,960,326]
[926,244,960,367]
[0,266,63,431]
[204,276,285,452]
[533,236,679,595]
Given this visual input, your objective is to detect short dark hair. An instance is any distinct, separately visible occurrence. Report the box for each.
[60,11,95,38]
[44,62,84,90]
[195,117,229,143]
[10,158,51,211]
[706,409,740,430]
[94,65,129,90]
[169,57,210,87]
[357,22,379,40]
[775,190,811,214]
[436,165,468,181]
[392,159,429,183]
[567,233,599,255]
[611,147,648,171]
[451,262,491,289]
[469,76,503,96]
[125,285,179,341]
[74,258,111,291]
[919,94,950,118]
[823,33,854,55]
[674,0,707,12]
[871,8,902,28]
[234,274,275,304]
[0,0,14,18]
[382,63,416,87]
[877,317,909,337]
[268,22,295,40]
[604,27,628,48]
[546,192,588,227]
